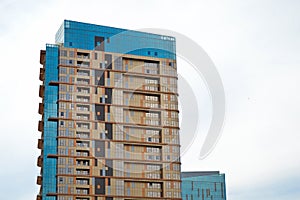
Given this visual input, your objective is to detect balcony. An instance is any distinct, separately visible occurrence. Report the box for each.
[77,78,90,85]
[39,85,44,98]
[37,139,43,149]
[38,103,44,115]
[39,68,45,81]
[37,156,42,167]
[76,132,90,139]
[76,123,90,130]
[77,52,90,60]
[77,61,90,67]
[76,160,90,167]
[77,96,90,103]
[145,119,160,126]
[76,179,89,185]
[76,114,89,120]
[36,176,42,185]
[38,121,43,132]
[76,169,89,175]
[144,85,159,91]
[40,50,46,65]
[76,142,90,148]
[77,88,90,94]
[77,70,90,77]
[77,105,90,111]
[144,102,159,108]
[76,188,89,195]
[76,150,89,157]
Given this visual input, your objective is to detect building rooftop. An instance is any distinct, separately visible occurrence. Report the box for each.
[54,20,176,59]
[181,171,221,178]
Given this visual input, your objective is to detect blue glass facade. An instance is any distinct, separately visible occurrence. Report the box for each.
[181,172,226,200]
[42,44,59,200]
[55,20,176,59]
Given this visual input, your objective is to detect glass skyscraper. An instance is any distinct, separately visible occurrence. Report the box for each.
[37,20,181,200]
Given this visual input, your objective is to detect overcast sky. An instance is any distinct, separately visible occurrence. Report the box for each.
[0,0,300,199]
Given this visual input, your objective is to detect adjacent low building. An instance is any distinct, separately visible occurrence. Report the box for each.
[181,171,226,200]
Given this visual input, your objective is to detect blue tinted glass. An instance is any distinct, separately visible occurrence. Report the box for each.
[43,44,59,200]
[55,20,176,60]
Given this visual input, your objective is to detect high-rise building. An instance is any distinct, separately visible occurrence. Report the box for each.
[181,171,227,200]
[37,20,181,200]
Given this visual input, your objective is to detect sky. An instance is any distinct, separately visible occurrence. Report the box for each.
[0,0,300,199]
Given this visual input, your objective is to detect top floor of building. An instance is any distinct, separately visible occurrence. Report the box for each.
[54,20,176,60]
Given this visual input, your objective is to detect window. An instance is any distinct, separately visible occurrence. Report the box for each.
[164,137,170,143]
[165,164,170,170]
[69,85,74,92]
[69,51,74,57]
[59,67,67,74]
[166,155,170,160]
[174,192,181,198]
[221,183,224,198]
[174,182,180,189]
[68,121,74,128]
[145,78,158,84]
[166,191,171,197]
[206,189,210,197]
[164,146,170,153]
[58,148,66,155]
[60,50,67,57]
[171,129,177,135]
[164,129,169,135]
[165,173,171,179]
[58,186,65,194]
[173,164,180,171]
[171,95,176,101]
[60,121,65,127]
[69,68,74,75]
[59,76,67,82]
[130,111,134,116]
[59,85,67,91]
[99,62,104,68]
[59,130,66,136]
